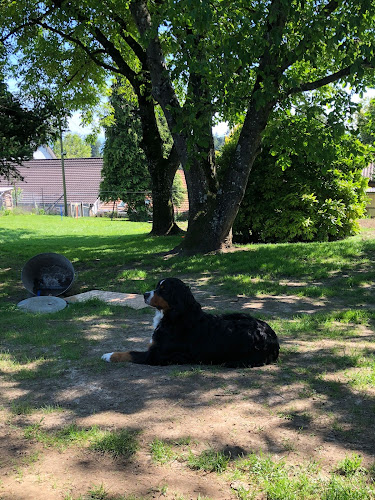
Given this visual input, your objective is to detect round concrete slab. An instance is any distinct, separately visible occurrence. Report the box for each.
[17,296,67,314]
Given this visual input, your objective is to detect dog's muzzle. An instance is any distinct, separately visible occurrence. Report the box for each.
[144,290,154,305]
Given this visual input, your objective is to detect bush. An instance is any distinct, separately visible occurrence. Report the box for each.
[218,114,370,243]
[127,201,152,222]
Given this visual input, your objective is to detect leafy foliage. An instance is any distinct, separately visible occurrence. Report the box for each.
[100,84,184,220]
[357,98,375,146]
[218,104,371,243]
[171,171,186,208]
[2,0,375,250]
[0,81,59,179]
[53,132,92,159]
[100,84,152,221]
[90,139,103,157]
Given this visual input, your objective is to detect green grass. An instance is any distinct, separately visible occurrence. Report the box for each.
[90,428,140,458]
[0,215,374,411]
[2,214,375,499]
[10,400,63,415]
[227,452,375,499]
[23,422,139,458]
[23,422,100,449]
[335,454,365,476]
[1,214,375,301]
[272,309,375,340]
[187,449,231,473]
[0,295,149,383]
[1,215,375,392]
[141,439,375,499]
[150,438,176,464]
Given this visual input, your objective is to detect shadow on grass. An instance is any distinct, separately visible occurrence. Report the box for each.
[1,220,375,307]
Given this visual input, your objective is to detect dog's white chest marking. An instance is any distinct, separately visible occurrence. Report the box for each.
[153,309,164,329]
[150,309,164,343]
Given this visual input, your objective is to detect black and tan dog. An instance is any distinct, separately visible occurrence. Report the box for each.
[102,278,279,367]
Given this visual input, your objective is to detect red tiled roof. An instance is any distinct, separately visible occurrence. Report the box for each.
[0,158,103,205]
[0,158,191,215]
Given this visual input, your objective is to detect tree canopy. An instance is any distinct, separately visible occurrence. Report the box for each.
[53,132,92,158]
[100,84,152,221]
[0,81,59,179]
[2,1,375,251]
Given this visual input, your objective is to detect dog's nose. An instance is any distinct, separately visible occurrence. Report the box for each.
[144,291,151,303]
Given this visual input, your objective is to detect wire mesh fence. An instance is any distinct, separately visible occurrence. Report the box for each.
[10,188,189,220]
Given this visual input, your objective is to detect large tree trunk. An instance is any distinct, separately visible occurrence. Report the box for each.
[137,93,181,235]
[131,0,276,253]
[150,147,181,235]
[179,98,275,254]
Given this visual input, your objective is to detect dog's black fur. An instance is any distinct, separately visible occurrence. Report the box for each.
[105,278,279,367]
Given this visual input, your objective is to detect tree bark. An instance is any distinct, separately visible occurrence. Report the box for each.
[137,90,181,235]
[131,0,281,253]
[70,3,182,237]
[150,147,181,236]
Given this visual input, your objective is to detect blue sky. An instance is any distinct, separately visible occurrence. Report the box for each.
[68,111,230,139]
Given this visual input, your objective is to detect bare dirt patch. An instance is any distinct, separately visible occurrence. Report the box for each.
[1,289,375,499]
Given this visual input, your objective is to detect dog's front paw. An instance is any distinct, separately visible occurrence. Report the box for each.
[101,352,114,362]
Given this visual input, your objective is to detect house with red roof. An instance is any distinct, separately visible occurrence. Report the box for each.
[0,157,104,216]
[0,148,189,218]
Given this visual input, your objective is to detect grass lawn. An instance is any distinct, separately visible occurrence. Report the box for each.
[1,214,375,301]
[1,214,375,499]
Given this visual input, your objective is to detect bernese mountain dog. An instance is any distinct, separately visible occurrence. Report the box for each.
[101,278,279,367]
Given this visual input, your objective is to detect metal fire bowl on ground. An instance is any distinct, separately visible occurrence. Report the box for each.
[21,252,75,297]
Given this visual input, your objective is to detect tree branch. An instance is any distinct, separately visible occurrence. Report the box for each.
[257,0,291,80]
[40,3,147,89]
[91,26,141,84]
[58,3,142,85]
[35,22,127,77]
[0,5,59,42]
[279,0,342,73]
[283,58,373,97]
[106,11,148,66]
[130,0,181,113]
[167,143,179,171]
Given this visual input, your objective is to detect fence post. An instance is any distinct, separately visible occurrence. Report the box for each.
[59,122,68,217]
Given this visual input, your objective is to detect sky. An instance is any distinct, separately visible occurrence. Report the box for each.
[68,112,230,139]
[68,113,96,137]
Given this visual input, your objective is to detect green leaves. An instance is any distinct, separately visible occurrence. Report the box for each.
[357,98,375,146]
[0,81,60,179]
[53,132,92,159]
[219,94,372,244]
[100,83,152,220]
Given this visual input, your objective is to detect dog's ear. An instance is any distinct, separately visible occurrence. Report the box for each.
[168,286,200,321]
[168,298,186,321]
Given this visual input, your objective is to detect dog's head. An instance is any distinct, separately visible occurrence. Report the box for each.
[144,278,200,320]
